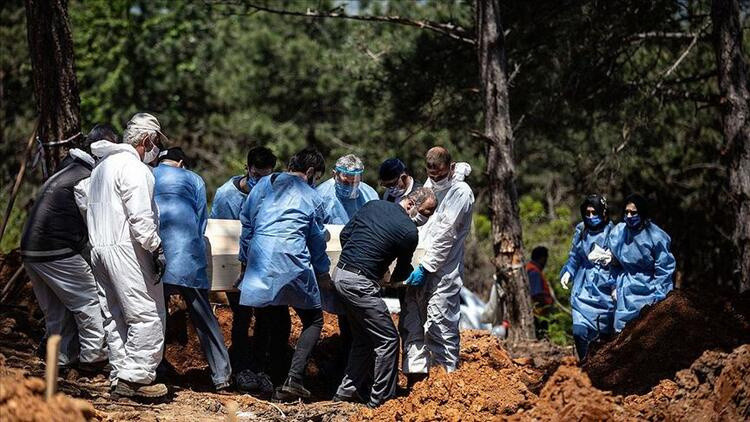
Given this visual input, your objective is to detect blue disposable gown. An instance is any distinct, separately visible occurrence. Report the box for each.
[154,164,209,289]
[561,222,616,340]
[316,178,379,224]
[210,176,246,219]
[238,173,331,309]
[609,221,676,332]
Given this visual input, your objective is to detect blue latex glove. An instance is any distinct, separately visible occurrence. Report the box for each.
[404,264,427,287]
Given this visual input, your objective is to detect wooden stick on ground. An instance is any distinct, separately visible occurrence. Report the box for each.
[225,400,239,422]
[45,334,61,401]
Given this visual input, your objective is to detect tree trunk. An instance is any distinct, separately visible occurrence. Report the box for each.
[25,0,81,174]
[477,0,535,340]
[712,0,750,292]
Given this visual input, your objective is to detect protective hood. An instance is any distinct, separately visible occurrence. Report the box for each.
[580,194,608,230]
[90,140,139,160]
[453,162,472,182]
[68,148,95,168]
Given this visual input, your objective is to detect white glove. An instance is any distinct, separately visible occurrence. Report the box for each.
[588,244,613,266]
[561,272,571,290]
[611,289,617,301]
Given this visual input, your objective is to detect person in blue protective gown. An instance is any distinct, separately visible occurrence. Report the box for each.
[606,194,675,333]
[153,148,232,391]
[238,148,332,401]
[316,154,379,224]
[560,194,616,361]
[209,146,276,393]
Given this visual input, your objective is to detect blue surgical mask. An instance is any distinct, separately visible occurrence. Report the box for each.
[246,176,259,191]
[335,181,359,199]
[585,215,602,227]
[625,215,641,228]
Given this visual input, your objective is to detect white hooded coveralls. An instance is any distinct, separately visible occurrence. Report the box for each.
[86,141,164,384]
[401,173,474,373]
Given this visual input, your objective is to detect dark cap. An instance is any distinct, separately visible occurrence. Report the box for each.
[379,158,407,181]
[158,147,189,167]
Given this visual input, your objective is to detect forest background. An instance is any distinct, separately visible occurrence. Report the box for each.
[2,0,747,344]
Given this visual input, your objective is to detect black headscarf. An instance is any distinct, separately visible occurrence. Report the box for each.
[580,194,608,231]
[623,193,650,230]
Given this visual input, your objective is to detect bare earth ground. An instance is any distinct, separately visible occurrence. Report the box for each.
[1,250,749,421]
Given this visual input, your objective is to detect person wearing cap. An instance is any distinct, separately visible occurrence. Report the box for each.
[154,148,232,391]
[87,112,168,399]
[559,194,616,360]
[378,158,422,203]
[604,194,675,333]
[209,146,276,393]
[20,124,118,374]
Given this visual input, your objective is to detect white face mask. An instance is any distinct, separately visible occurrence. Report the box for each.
[429,174,452,192]
[386,186,406,199]
[411,212,429,227]
[142,142,160,164]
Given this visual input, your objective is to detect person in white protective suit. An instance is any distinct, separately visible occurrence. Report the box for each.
[86,112,168,399]
[20,125,118,374]
[400,146,474,387]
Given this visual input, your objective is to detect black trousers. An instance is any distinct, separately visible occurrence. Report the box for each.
[254,305,323,382]
[226,291,253,372]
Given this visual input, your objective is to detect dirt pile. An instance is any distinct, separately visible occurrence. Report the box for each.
[583,289,750,394]
[0,366,100,421]
[653,344,750,421]
[356,331,540,421]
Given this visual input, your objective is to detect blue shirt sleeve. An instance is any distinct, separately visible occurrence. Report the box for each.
[196,177,208,235]
[651,226,676,296]
[307,203,331,275]
[561,224,583,278]
[238,181,265,263]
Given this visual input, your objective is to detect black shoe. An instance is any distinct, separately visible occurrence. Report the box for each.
[273,377,310,401]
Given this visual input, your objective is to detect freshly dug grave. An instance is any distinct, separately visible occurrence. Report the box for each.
[162,303,347,397]
[584,288,750,395]
[0,362,101,422]
[355,331,542,421]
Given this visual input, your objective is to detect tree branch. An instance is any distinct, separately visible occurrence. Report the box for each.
[206,1,476,45]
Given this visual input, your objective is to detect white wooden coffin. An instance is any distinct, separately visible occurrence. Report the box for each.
[205,218,425,291]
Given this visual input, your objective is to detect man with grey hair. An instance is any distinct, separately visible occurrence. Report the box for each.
[316,154,379,224]
[332,187,436,407]
[87,112,168,399]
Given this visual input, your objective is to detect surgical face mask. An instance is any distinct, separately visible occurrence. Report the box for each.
[411,212,429,227]
[429,174,453,193]
[246,175,260,191]
[585,215,602,227]
[386,185,406,199]
[142,143,160,164]
[625,215,641,229]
